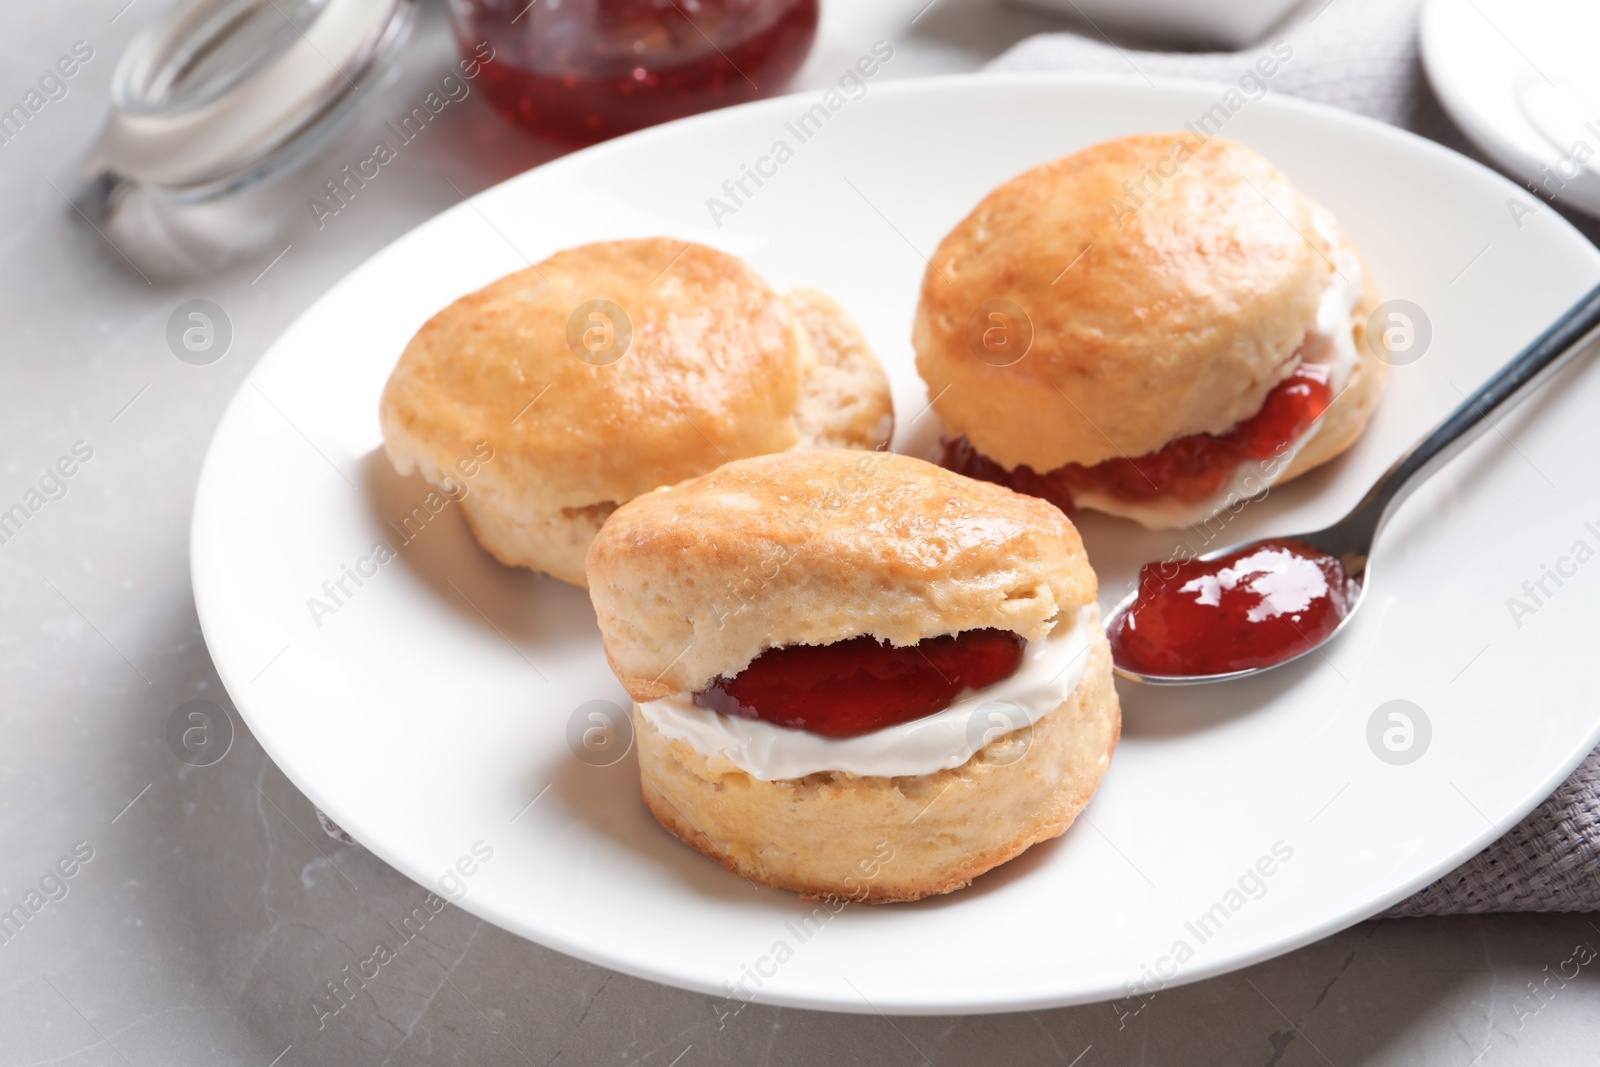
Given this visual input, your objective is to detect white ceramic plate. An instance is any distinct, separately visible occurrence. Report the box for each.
[192,74,1600,1014]
[1421,0,1600,219]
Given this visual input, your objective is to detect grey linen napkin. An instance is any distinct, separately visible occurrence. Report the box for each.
[989,0,1600,913]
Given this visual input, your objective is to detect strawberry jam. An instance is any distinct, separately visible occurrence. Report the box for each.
[452,0,819,144]
[942,360,1334,514]
[694,629,1025,738]
[1109,539,1355,677]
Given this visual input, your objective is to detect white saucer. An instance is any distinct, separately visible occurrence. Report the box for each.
[1421,0,1600,218]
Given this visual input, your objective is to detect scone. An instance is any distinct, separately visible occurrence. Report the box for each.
[380,239,893,585]
[585,450,1121,903]
[914,133,1386,529]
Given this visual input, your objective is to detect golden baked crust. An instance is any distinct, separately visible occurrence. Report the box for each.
[379,239,892,585]
[787,289,894,451]
[585,449,1095,702]
[637,623,1121,903]
[382,238,800,510]
[914,133,1329,471]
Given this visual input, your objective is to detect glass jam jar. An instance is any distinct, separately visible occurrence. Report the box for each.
[446,0,819,143]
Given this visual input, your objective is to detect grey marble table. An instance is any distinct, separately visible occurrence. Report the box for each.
[3,1,1599,1064]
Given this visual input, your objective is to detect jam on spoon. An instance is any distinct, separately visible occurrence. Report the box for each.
[694,629,1025,738]
[1108,539,1355,678]
[1103,283,1600,685]
[943,359,1333,514]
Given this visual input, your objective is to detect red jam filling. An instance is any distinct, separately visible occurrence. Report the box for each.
[694,629,1026,739]
[1108,538,1355,677]
[942,360,1334,514]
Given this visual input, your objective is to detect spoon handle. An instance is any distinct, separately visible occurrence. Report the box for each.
[1332,281,1600,551]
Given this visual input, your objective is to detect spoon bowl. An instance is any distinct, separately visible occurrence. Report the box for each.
[1103,525,1375,686]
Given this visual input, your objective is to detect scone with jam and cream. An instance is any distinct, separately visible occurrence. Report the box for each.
[915,133,1385,529]
[585,449,1120,902]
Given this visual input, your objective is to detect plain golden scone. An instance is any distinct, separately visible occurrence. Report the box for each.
[379,239,893,586]
[913,132,1386,504]
[586,449,1120,902]
[586,449,1096,704]
[635,625,1120,903]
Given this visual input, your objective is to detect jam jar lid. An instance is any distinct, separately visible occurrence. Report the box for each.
[84,0,414,192]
